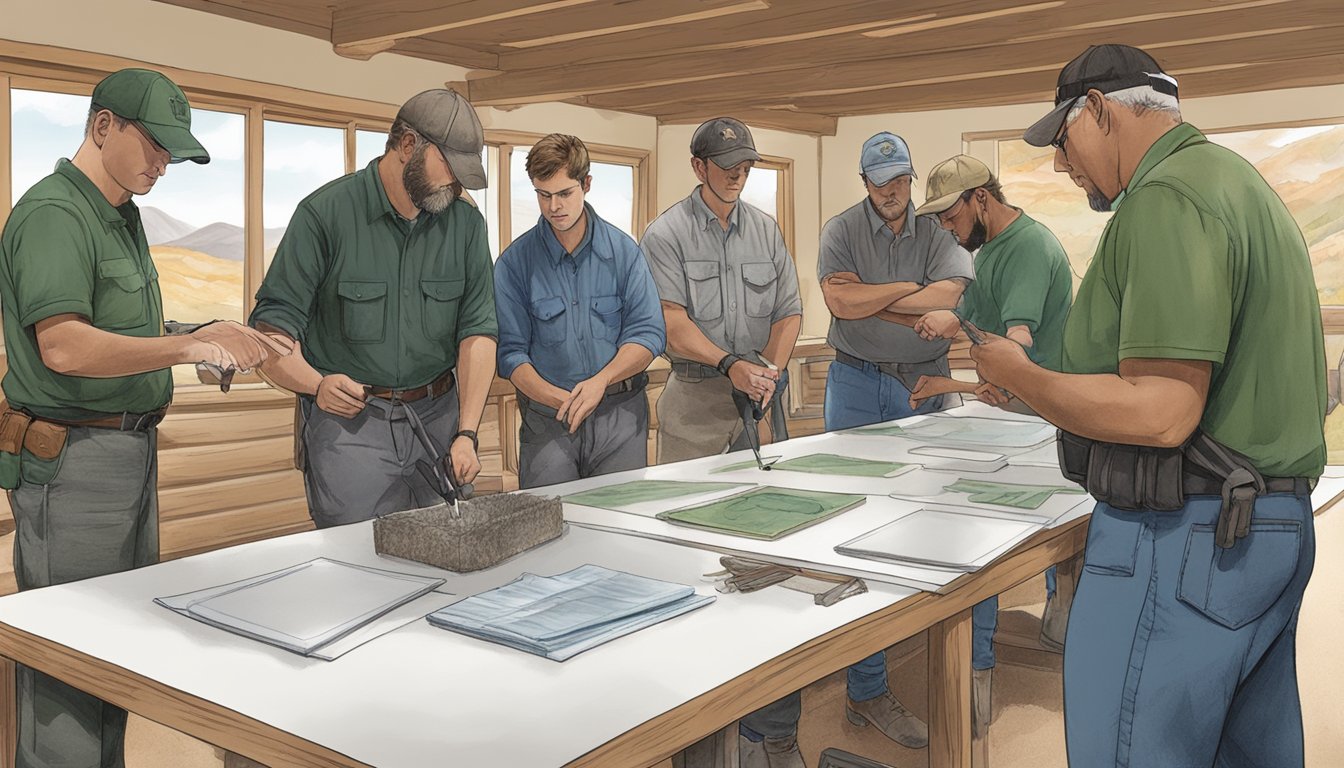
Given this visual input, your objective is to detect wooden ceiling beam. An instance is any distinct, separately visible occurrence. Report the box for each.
[329,0,605,50]
[493,0,769,49]
[658,109,838,136]
[150,0,330,39]
[472,0,1321,106]
[578,20,1344,113]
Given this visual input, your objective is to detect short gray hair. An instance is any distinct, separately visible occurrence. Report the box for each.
[1064,85,1181,125]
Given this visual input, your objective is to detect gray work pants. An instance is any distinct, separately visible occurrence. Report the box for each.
[300,389,460,528]
[10,427,158,768]
[517,386,649,489]
[656,373,789,464]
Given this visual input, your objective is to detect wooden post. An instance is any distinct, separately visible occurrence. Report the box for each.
[929,608,973,768]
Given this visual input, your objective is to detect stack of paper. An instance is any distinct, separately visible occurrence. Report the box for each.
[835,507,1045,571]
[427,564,713,661]
[850,416,1055,448]
[563,479,748,510]
[712,453,913,478]
[155,558,447,658]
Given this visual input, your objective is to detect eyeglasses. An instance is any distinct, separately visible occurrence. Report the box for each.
[1050,123,1071,156]
[534,183,582,201]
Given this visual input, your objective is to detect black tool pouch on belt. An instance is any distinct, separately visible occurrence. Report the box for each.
[1056,429,1186,511]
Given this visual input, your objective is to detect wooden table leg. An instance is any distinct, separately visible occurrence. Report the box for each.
[1,655,15,768]
[929,608,972,768]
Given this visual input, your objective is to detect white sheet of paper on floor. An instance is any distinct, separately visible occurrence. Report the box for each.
[156,558,447,658]
[834,506,1046,571]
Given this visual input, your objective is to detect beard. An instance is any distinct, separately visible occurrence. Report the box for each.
[1087,190,1114,212]
[403,143,459,215]
[963,218,988,251]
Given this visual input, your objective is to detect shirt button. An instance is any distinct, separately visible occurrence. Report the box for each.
[572,300,578,305]
[731,301,738,309]
[403,289,409,296]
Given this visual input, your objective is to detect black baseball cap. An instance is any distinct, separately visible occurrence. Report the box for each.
[1024,44,1178,147]
[91,69,209,164]
[690,117,761,169]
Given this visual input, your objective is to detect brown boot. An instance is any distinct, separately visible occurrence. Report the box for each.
[845,692,929,748]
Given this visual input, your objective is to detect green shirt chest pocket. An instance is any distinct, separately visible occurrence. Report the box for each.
[93,258,148,330]
[741,262,778,318]
[337,280,388,344]
[421,279,464,342]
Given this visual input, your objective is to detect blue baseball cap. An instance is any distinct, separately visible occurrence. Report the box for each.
[860,132,915,186]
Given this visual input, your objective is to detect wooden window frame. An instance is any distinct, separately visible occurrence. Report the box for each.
[752,153,795,259]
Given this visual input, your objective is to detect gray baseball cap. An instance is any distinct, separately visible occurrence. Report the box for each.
[396,89,487,189]
[691,117,761,169]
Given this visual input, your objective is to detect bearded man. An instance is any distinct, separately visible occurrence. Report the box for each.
[250,89,497,527]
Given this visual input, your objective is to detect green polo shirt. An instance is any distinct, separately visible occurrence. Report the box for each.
[959,212,1072,372]
[250,158,498,388]
[1063,123,1325,478]
[0,159,171,419]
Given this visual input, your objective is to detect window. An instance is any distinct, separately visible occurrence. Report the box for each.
[741,155,794,257]
[262,120,344,272]
[740,166,778,220]
[10,89,86,204]
[355,128,385,169]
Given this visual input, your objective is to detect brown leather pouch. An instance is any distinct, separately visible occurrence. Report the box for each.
[0,409,33,455]
[23,420,69,461]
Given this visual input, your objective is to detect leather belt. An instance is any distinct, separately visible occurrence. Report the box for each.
[1183,473,1312,497]
[671,361,721,381]
[604,372,648,397]
[366,370,455,403]
[37,408,167,432]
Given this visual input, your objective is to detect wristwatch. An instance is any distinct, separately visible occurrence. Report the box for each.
[453,430,479,452]
[716,353,744,377]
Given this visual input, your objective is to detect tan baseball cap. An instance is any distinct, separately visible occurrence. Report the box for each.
[914,155,992,216]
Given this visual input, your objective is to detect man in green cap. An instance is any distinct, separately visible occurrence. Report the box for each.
[250,89,497,526]
[0,67,289,768]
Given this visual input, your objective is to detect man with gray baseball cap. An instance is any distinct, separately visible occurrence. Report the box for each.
[641,117,804,767]
[816,132,974,750]
[251,88,498,528]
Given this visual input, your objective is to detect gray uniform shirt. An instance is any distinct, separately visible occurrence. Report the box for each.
[641,187,802,363]
[818,199,974,364]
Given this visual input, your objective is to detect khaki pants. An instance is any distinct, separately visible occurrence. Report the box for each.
[656,374,784,464]
[10,427,158,768]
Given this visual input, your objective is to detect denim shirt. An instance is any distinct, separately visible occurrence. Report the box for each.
[495,203,666,390]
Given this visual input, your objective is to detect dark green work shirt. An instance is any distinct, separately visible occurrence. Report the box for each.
[250,159,498,388]
[0,159,170,419]
[1063,123,1325,478]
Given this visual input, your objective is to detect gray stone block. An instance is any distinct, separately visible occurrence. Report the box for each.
[373,493,563,572]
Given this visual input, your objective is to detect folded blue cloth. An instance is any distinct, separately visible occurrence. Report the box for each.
[427,564,713,661]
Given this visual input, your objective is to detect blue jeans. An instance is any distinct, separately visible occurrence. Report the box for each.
[1064,494,1315,767]
[822,359,1000,700]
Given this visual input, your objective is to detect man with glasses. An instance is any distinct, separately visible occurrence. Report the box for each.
[641,117,803,767]
[0,67,287,768]
[816,131,974,750]
[250,89,497,527]
[903,153,1075,742]
[972,44,1324,767]
[494,133,664,488]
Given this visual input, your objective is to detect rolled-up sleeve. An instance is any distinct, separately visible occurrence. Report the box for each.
[249,203,327,341]
[639,220,688,307]
[925,223,975,283]
[454,213,499,344]
[493,246,533,380]
[616,241,667,357]
[816,215,854,281]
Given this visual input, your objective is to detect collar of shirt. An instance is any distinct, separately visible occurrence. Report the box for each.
[690,184,741,234]
[864,197,916,241]
[360,156,424,226]
[1111,122,1205,211]
[538,201,604,267]
[54,158,137,231]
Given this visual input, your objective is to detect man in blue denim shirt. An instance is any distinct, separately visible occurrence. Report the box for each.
[495,134,665,489]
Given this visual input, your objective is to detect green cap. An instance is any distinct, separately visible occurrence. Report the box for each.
[91,68,209,164]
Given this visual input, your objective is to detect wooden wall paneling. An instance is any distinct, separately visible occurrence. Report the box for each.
[158,470,306,521]
[156,407,292,450]
[157,435,294,489]
[160,498,314,560]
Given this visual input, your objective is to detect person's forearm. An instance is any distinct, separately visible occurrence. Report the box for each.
[998,364,1203,447]
[455,335,497,433]
[883,282,966,313]
[664,303,730,366]
[595,343,654,386]
[254,325,323,395]
[875,310,923,328]
[509,364,569,409]
[822,276,922,320]
[761,314,801,370]
[37,318,197,377]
